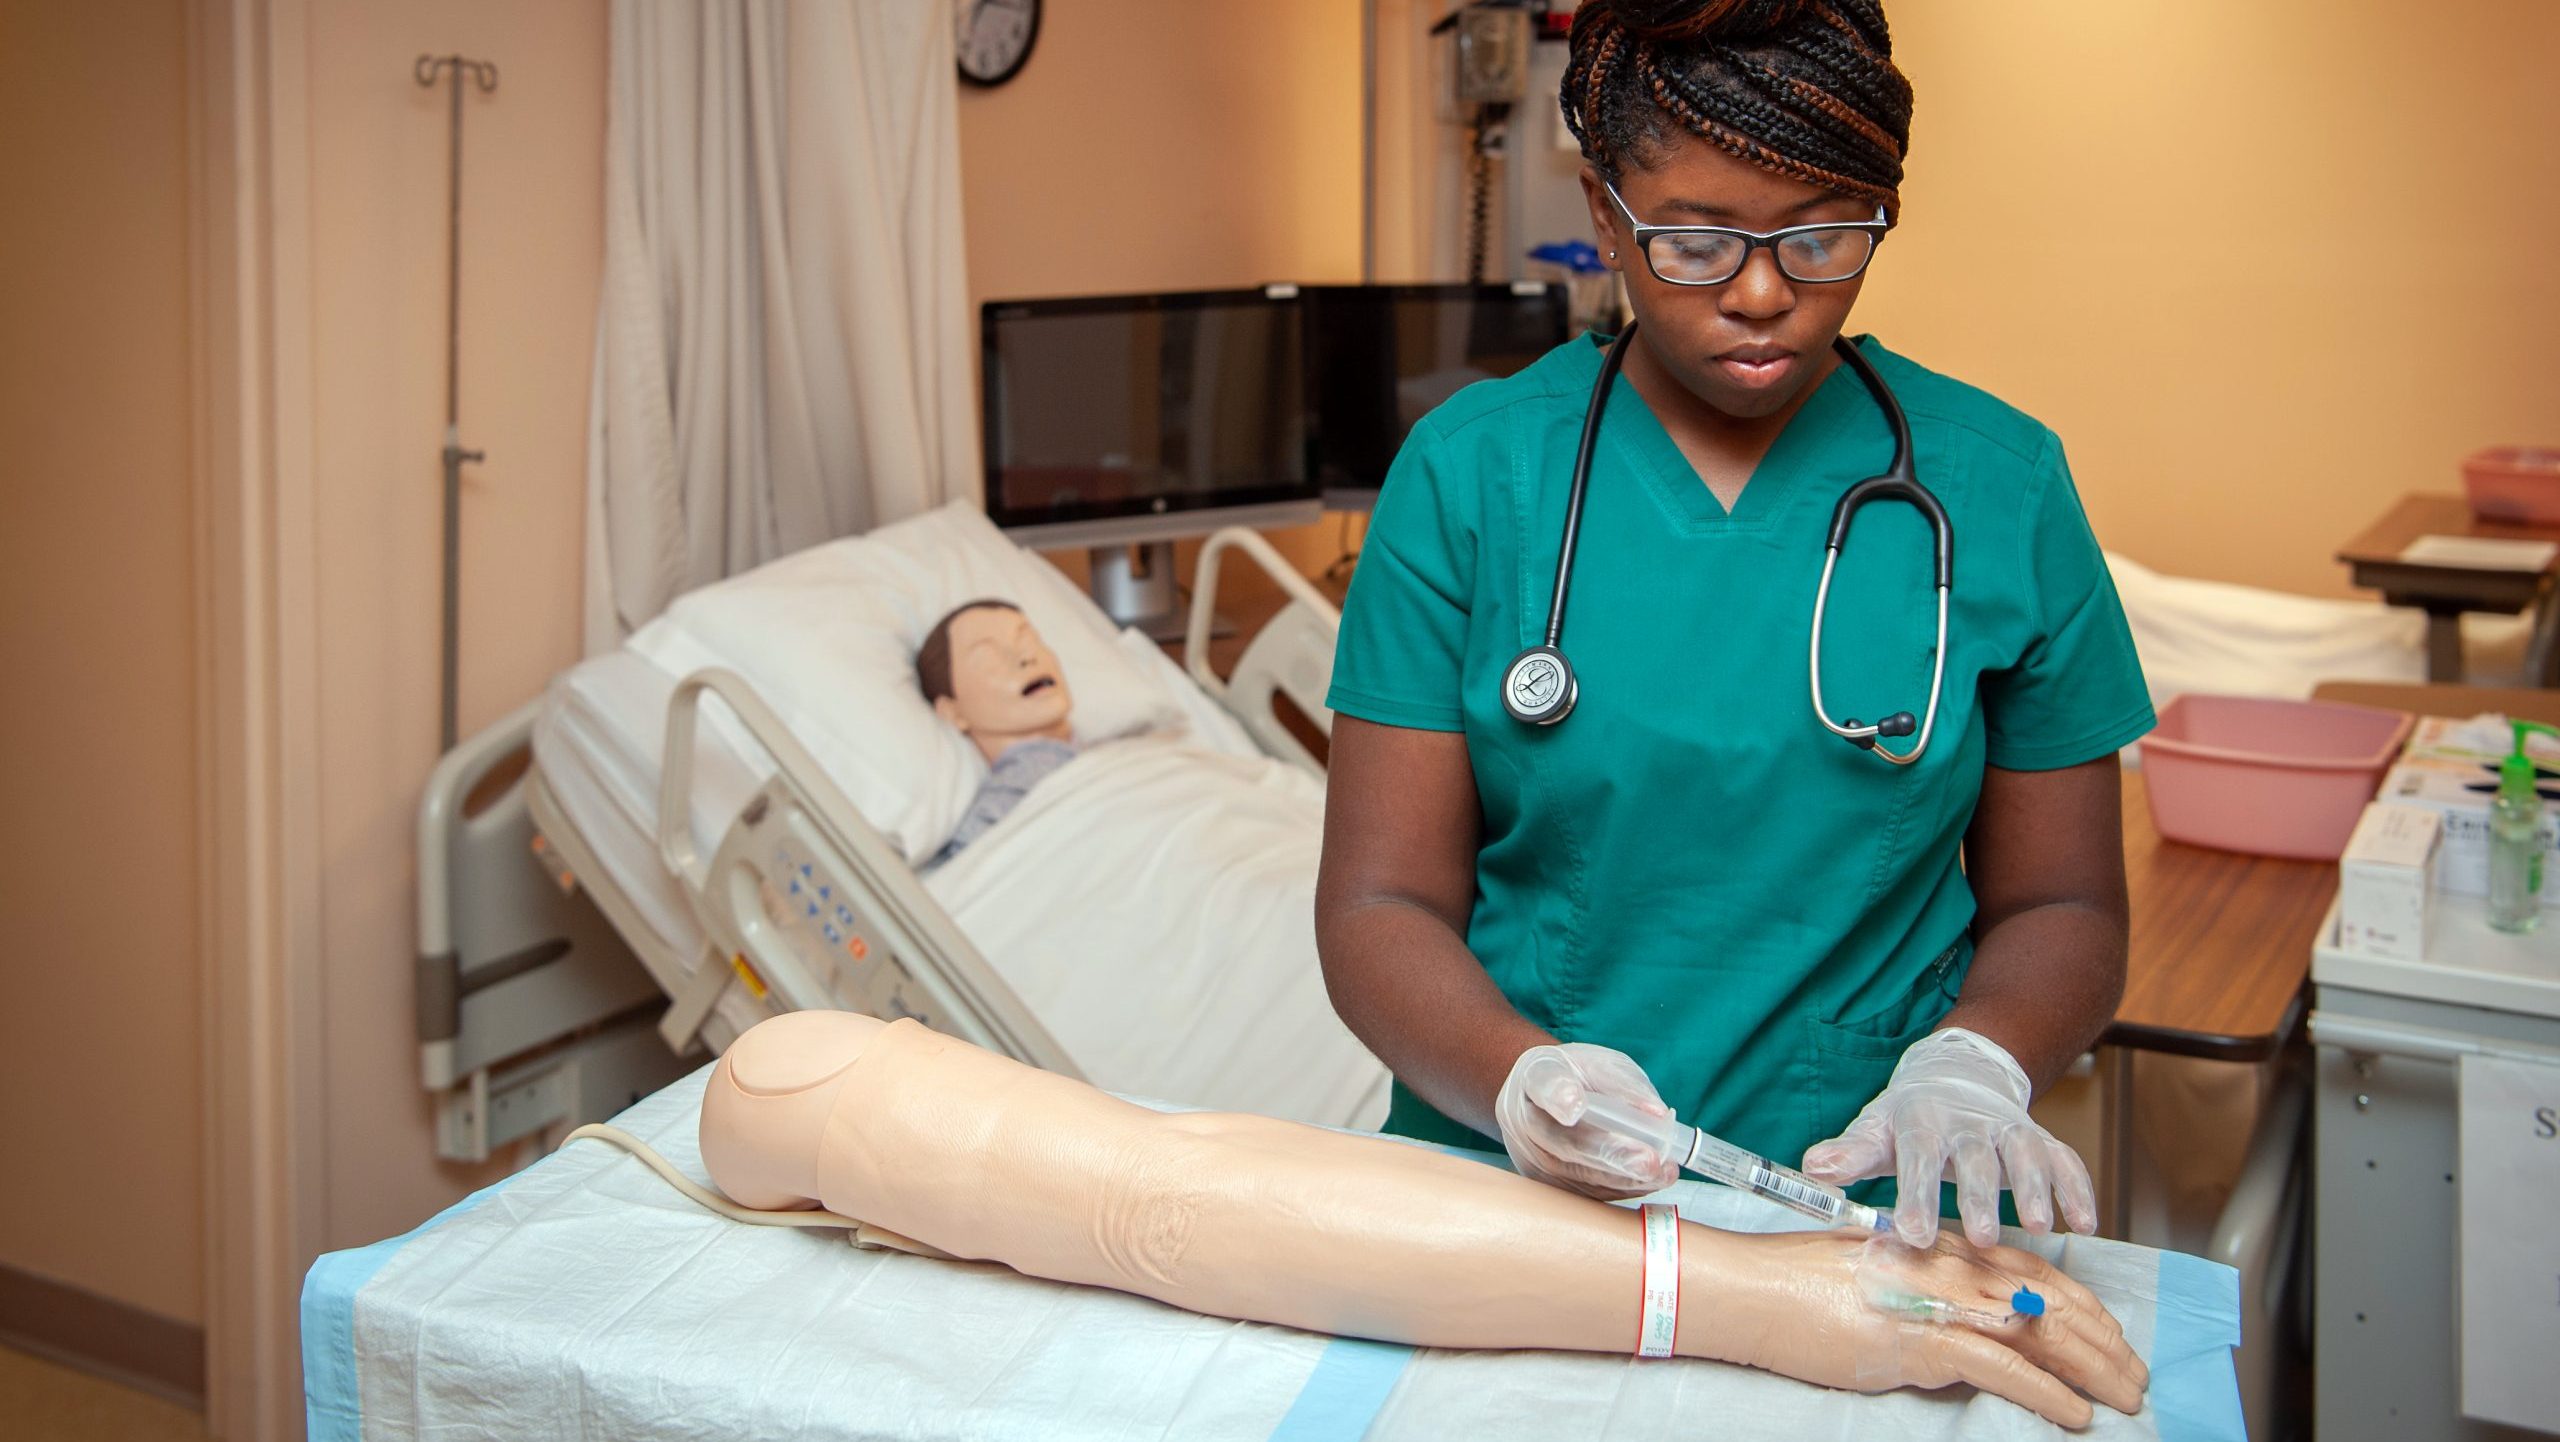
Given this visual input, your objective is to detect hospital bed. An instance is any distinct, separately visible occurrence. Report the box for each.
[304,1065,2248,1442]
[416,511,1363,1164]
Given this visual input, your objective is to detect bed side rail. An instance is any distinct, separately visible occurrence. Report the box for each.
[1185,527,1339,776]
[417,700,665,1093]
[655,668,1082,1079]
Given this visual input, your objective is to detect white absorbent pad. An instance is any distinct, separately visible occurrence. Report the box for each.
[305,1071,2244,1442]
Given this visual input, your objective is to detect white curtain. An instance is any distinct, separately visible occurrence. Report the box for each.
[585,0,978,653]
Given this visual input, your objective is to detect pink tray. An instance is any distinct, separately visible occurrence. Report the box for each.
[2138,694,2414,860]
[2462,446,2560,525]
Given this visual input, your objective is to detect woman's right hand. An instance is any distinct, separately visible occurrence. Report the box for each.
[1701,1227,2150,1429]
[1494,1042,1682,1199]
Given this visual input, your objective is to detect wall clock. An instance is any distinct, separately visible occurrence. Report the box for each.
[957,0,1040,88]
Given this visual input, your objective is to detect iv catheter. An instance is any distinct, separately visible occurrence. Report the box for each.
[1578,1093,1891,1234]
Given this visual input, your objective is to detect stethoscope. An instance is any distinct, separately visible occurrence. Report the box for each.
[1498,322,1954,766]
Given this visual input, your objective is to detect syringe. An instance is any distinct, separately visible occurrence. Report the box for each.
[1578,1093,1890,1234]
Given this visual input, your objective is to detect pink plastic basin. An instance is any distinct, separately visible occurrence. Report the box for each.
[2138,694,2414,860]
[2462,446,2560,525]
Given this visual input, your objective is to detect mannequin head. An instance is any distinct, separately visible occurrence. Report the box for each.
[916,600,1076,764]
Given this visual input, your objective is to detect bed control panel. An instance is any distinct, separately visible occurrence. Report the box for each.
[661,772,973,1058]
[756,839,937,1024]
[658,668,1079,1076]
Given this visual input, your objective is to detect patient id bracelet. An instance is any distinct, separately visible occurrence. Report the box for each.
[1637,1202,1680,1359]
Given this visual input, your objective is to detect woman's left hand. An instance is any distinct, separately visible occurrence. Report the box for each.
[1801,1028,2099,1247]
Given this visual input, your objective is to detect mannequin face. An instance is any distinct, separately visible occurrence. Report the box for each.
[932,605,1075,762]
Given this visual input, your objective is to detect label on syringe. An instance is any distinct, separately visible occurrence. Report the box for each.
[1691,1130,1851,1223]
[1746,1162,1845,1220]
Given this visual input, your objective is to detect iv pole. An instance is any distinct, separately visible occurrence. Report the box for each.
[415,53,498,754]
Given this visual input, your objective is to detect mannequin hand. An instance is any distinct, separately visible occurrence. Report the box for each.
[1702,1228,2148,1429]
[1801,1029,2098,1247]
[1494,1043,1681,1199]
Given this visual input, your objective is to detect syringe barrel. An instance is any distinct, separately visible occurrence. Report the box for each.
[1575,1092,1692,1165]
[1581,1093,1878,1230]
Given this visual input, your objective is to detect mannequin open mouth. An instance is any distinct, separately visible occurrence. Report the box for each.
[1021,676,1057,697]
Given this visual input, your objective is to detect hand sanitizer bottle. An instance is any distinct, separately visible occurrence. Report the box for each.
[2487,719,2560,933]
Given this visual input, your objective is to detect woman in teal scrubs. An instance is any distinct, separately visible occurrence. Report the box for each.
[1315,0,2153,1249]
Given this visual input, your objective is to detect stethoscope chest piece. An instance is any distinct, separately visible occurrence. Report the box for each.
[1502,646,1578,725]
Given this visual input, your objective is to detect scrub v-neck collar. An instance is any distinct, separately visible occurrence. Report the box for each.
[1594,336,1869,538]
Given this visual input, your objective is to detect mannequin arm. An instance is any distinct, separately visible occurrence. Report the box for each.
[699,1012,2145,1428]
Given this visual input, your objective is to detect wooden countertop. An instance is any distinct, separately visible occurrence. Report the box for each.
[2106,770,2334,1060]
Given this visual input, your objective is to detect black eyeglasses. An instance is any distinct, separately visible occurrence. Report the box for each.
[1604,180,1890,287]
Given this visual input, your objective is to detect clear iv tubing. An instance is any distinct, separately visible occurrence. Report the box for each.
[1578,1093,1891,1234]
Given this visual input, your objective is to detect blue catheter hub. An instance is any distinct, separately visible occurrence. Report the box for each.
[2011,1287,2046,1318]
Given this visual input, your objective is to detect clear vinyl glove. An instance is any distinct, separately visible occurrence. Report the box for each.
[1801,1028,2098,1248]
[1494,1042,1682,1200]
[1705,1227,2149,1429]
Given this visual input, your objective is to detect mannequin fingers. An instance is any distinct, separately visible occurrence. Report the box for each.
[2003,1309,2148,1418]
[1918,1328,2094,1430]
[1893,1132,1948,1247]
[1949,1133,2004,1248]
[1997,1131,2055,1235]
[1981,1244,2139,1388]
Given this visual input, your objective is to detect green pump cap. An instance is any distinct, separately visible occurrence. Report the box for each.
[2502,719,2560,799]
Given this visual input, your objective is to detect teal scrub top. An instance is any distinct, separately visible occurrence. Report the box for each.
[1326,332,2155,1173]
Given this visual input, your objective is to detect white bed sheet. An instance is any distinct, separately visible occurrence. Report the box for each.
[528,646,1387,1129]
[2102,549,2529,709]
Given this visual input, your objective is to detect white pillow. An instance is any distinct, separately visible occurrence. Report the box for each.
[628,502,1185,859]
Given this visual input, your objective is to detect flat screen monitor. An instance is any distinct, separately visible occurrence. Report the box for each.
[980,288,1316,542]
[1303,282,1572,500]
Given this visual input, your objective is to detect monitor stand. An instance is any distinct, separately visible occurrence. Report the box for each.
[1088,541,1199,644]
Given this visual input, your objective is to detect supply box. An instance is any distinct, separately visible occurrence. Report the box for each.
[2374,761,2560,910]
[2334,801,2442,962]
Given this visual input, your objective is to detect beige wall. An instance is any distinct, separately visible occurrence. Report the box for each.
[958,0,1365,306]
[1371,2,2560,599]
[0,0,204,1323]
[1820,1,2560,598]
[958,0,1368,581]
[301,0,609,1252]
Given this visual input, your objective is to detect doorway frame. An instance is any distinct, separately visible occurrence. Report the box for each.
[189,0,328,1436]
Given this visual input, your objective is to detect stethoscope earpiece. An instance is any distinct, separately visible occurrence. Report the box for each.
[1502,646,1578,725]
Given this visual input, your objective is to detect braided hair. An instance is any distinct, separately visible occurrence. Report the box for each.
[1561,0,1913,217]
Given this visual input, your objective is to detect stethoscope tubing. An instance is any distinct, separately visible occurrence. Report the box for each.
[1511,320,1953,764]
[1542,325,1641,649]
